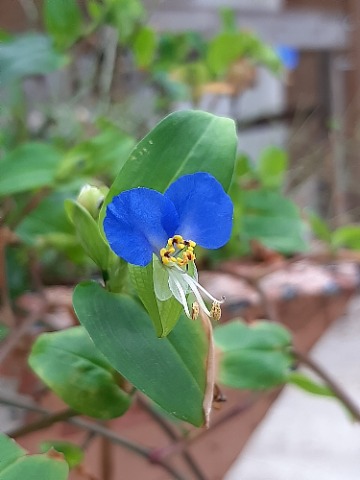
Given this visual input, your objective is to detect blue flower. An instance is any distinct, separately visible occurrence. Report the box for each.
[104,172,233,320]
[104,172,233,267]
[276,45,299,71]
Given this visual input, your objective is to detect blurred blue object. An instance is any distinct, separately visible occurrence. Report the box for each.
[276,45,299,70]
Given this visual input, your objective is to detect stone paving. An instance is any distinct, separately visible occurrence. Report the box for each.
[225,297,360,480]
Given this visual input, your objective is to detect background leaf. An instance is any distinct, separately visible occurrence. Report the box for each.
[241,189,308,254]
[0,143,62,197]
[0,434,68,480]
[0,34,67,84]
[43,0,83,49]
[39,441,83,469]
[333,225,360,250]
[133,26,157,68]
[73,281,209,426]
[214,320,293,390]
[29,326,131,419]
[257,146,288,189]
[308,211,333,245]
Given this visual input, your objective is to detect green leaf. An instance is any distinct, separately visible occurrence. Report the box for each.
[29,326,131,419]
[101,110,237,224]
[43,0,83,49]
[207,32,247,75]
[333,225,360,250]
[133,26,157,68]
[308,211,332,245]
[65,200,112,271]
[214,320,293,390]
[0,324,9,342]
[16,192,73,245]
[57,120,136,181]
[288,372,335,398]
[106,0,144,42]
[0,34,67,84]
[257,146,288,188]
[73,281,208,426]
[0,434,68,479]
[0,142,62,197]
[128,259,182,337]
[39,441,83,469]
[241,189,308,254]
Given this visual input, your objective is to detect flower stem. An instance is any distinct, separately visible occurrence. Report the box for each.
[292,348,360,422]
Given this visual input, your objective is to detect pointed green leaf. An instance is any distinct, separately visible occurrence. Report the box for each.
[44,0,83,49]
[0,34,68,84]
[101,111,237,223]
[0,434,68,480]
[0,143,62,197]
[214,320,293,390]
[288,372,335,398]
[333,225,360,250]
[65,200,111,270]
[308,211,332,245]
[73,281,208,426]
[129,259,182,337]
[241,189,308,254]
[133,26,157,68]
[29,326,131,419]
[39,441,84,469]
[257,146,288,189]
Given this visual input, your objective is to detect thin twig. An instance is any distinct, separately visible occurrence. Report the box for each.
[138,396,207,480]
[8,408,77,439]
[153,393,259,462]
[0,228,16,327]
[9,187,50,230]
[17,0,38,26]
[0,305,47,365]
[0,391,187,480]
[293,349,360,422]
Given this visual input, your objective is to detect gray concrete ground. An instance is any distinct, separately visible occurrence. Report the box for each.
[225,297,360,480]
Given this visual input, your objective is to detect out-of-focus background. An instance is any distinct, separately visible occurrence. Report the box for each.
[1,1,360,479]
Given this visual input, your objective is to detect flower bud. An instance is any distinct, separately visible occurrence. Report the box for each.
[77,184,109,219]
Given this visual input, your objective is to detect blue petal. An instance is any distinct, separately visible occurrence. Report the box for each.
[104,188,179,266]
[164,173,233,249]
[276,45,299,70]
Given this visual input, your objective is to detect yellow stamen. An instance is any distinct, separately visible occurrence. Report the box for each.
[160,235,197,267]
[210,301,222,321]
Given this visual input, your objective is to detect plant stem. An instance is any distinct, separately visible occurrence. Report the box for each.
[153,393,259,462]
[293,349,360,422]
[0,306,46,365]
[0,228,15,327]
[0,391,187,480]
[9,187,50,230]
[9,408,77,439]
[138,396,207,480]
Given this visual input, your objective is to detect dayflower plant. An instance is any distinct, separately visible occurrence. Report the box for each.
[104,172,233,320]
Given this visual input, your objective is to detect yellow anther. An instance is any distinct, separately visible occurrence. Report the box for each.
[191,302,200,320]
[173,235,184,243]
[210,301,222,321]
[160,235,196,267]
